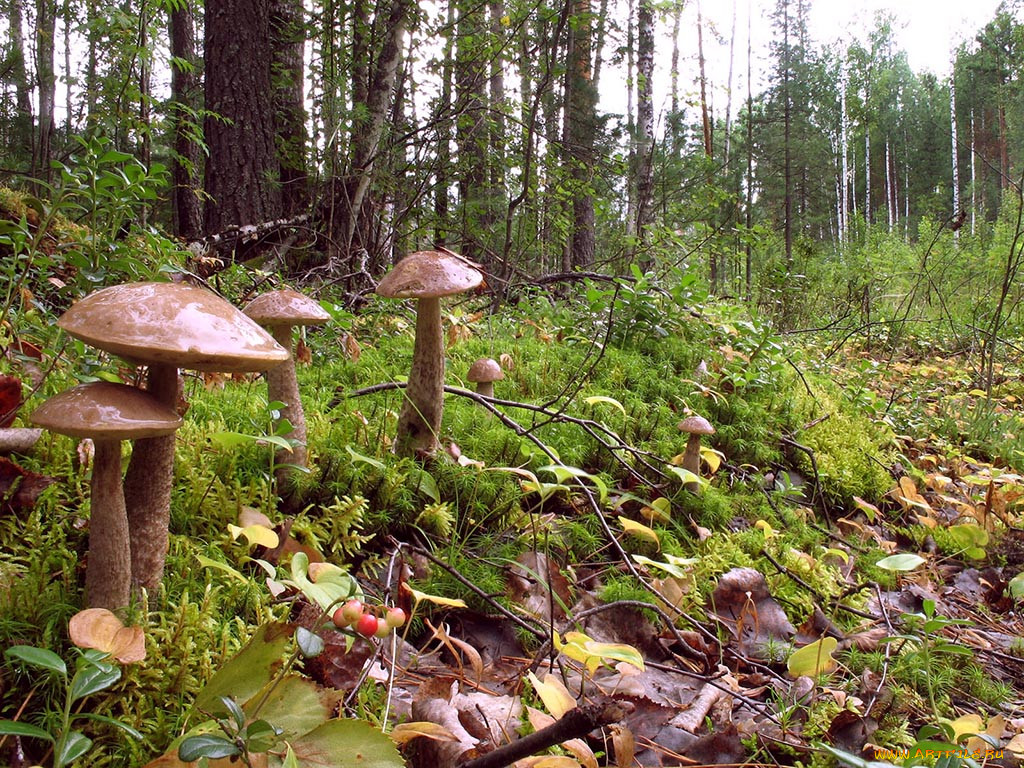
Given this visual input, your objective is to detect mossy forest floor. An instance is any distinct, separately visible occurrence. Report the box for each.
[2,272,1024,768]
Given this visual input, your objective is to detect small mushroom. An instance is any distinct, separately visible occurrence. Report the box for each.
[31,382,182,609]
[467,358,504,399]
[376,250,484,457]
[678,415,715,493]
[57,282,288,593]
[243,289,331,483]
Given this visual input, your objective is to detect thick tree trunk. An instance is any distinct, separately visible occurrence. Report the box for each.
[7,0,34,164]
[455,0,488,264]
[204,0,282,235]
[565,0,597,270]
[170,0,203,239]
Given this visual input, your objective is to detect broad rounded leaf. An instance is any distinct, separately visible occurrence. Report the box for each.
[389,721,460,745]
[527,671,576,719]
[56,730,93,765]
[288,718,405,767]
[787,637,839,677]
[69,608,146,663]
[875,553,926,571]
[178,733,242,762]
[5,645,66,676]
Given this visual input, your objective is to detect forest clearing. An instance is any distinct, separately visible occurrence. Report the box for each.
[3,0,1024,766]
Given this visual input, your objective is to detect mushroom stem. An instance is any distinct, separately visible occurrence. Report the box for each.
[265,324,306,477]
[87,439,132,609]
[394,296,444,457]
[476,381,495,399]
[681,433,703,493]
[123,362,179,594]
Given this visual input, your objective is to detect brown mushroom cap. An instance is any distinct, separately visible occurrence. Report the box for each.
[242,289,331,326]
[31,382,183,440]
[375,250,484,299]
[467,357,504,383]
[678,415,715,435]
[57,282,289,372]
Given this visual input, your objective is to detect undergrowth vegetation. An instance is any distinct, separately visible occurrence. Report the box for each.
[1,170,1024,767]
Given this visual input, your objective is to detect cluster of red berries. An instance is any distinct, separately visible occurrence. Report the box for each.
[331,599,406,639]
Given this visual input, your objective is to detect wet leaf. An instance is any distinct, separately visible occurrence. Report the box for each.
[875,553,926,571]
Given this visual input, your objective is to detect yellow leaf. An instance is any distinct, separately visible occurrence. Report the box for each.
[617,516,660,549]
[699,446,723,474]
[406,586,468,609]
[787,637,838,677]
[583,395,627,417]
[755,520,776,538]
[945,713,985,743]
[389,721,460,745]
[640,497,671,524]
[227,523,280,549]
[555,631,645,674]
[527,672,576,719]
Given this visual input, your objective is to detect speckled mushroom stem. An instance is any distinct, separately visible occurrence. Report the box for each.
[265,323,307,479]
[123,362,179,594]
[87,439,132,609]
[476,382,495,399]
[682,433,703,493]
[394,296,444,457]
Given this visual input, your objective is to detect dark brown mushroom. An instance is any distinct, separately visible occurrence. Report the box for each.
[243,289,331,483]
[57,282,288,593]
[376,251,484,457]
[31,382,182,609]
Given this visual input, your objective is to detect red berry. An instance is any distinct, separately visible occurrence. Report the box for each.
[331,607,349,628]
[384,607,407,629]
[374,621,393,639]
[355,613,379,637]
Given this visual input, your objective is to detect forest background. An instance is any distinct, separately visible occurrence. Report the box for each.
[2,0,1023,333]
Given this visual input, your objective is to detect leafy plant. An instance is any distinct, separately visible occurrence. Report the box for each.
[0,644,142,767]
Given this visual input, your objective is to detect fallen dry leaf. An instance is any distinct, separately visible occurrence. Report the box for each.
[68,608,146,663]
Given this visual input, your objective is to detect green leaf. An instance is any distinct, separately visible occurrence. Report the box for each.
[539,465,608,504]
[0,720,54,742]
[244,674,340,742]
[1009,571,1024,599]
[192,623,292,716]
[178,733,242,762]
[875,553,926,571]
[56,730,92,766]
[787,637,839,677]
[5,646,67,676]
[296,626,325,658]
[75,713,143,740]
[196,554,249,582]
[242,719,281,753]
[346,445,386,470]
[411,469,440,503]
[69,661,120,702]
[288,718,405,767]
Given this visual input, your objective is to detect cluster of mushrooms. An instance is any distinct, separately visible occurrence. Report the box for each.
[32,250,715,610]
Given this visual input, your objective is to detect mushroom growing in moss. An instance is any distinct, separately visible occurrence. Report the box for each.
[243,288,331,484]
[467,358,503,399]
[677,415,715,493]
[31,382,182,609]
[376,251,484,457]
[56,282,288,594]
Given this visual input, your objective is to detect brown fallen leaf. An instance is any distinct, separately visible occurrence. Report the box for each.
[68,608,146,663]
[0,456,55,515]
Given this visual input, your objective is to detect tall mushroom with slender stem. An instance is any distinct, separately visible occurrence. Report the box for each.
[32,382,182,609]
[376,250,484,457]
[678,415,715,493]
[243,288,331,484]
[56,282,288,594]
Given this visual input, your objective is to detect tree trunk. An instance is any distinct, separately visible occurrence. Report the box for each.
[169,0,203,239]
[565,0,597,270]
[271,0,309,217]
[950,71,959,241]
[455,0,488,264]
[435,0,456,247]
[7,0,34,164]
[634,0,654,250]
[204,0,282,235]
[34,0,56,185]
[343,0,412,255]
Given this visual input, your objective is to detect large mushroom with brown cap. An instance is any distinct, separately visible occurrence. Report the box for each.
[376,250,484,457]
[678,415,715,493]
[243,288,331,483]
[57,282,288,593]
[467,358,504,399]
[32,382,182,609]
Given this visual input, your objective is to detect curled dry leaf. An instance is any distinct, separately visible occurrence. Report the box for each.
[69,608,146,663]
